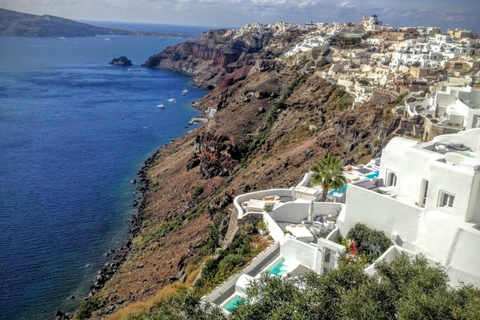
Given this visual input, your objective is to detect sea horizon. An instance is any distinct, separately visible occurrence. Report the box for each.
[81,18,478,35]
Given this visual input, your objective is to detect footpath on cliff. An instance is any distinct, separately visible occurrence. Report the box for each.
[77,25,421,320]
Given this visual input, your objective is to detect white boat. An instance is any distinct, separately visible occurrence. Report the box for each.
[168,91,176,103]
[157,103,165,109]
[181,84,189,96]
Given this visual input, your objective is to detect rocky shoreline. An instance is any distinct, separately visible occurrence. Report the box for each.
[55,149,162,319]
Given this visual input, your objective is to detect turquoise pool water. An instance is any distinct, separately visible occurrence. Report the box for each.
[224,295,245,312]
[329,184,348,195]
[365,170,379,179]
[268,258,288,276]
[459,152,476,158]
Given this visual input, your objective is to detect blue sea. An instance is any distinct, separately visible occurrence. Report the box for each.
[0,23,209,320]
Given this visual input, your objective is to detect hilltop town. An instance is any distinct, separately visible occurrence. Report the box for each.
[231,15,480,141]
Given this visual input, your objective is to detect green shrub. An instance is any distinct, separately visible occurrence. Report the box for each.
[216,254,246,280]
[392,92,408,105]
[199,225,220,256]
[194,232,260,295]
[192,186,203,196]
[257,221,267,231]
[346,223,392,263]
[76,298,99,320]
[243,223,255,234]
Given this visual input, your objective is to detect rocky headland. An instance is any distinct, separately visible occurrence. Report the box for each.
[0,8,193,38]
[81,23,422,319]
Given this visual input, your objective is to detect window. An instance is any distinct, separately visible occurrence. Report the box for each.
[438,191,455,208]
[386,171,397,187]
[419,180,429,207]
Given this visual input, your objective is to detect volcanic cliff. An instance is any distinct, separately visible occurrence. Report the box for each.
[85,25,421,319]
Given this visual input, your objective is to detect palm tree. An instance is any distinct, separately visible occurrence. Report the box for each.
[310,154,347,202]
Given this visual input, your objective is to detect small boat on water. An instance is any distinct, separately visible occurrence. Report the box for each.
[157,103,165,109]
[168,91,176,103]
[181,84,189,96]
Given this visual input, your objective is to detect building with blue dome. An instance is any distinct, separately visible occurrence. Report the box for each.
[361,13,392,31]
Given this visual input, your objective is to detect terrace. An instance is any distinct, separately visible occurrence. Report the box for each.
[266,201,345,243]
[234,189,295,219]
[353,177,400,200]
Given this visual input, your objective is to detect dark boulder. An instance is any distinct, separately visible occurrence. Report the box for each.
[54,309,70,320]
[109,56,132,66]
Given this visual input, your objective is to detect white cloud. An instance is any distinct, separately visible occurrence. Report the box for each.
[336,1,356,9]
[251,0,287,5]
[297,1,317,9]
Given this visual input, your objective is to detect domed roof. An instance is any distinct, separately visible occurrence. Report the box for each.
[371,14,378,18]
[373,21,379,25]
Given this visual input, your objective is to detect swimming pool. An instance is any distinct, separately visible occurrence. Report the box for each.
[268,258,288,276]
[223,295,246,312]
[329,184,348,195]
[365,170,379,179]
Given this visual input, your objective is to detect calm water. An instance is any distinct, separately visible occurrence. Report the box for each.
[0,23,208,320]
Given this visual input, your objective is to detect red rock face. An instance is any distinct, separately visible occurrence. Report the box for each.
[142,28,294,89]
[219,65,251,89]
[188,132,241,179]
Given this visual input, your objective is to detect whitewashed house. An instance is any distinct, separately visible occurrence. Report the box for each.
[432,86,480,128]
[338,129,480,287]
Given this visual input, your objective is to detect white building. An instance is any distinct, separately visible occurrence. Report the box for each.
[338,129,480,287]
[405,86,480,134]
[208,130,480,313]
[432,86,480,128]
[435,34,453,44]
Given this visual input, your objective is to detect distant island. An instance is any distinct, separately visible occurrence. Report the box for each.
[110,56,133,66]
[0,8,194,38]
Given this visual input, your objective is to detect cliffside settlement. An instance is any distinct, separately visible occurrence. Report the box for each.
[84,14,480,319]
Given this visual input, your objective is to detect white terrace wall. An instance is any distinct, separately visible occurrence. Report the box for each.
[339,184,423,251]
[234,189,293,219]
[269,202,344,224]
[280,238,317,270]
[264,213,285,241]
[296,172,312,188]
[445,228,480,287]
[269,202,309,223]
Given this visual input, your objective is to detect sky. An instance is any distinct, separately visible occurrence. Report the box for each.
[1,0,479,31]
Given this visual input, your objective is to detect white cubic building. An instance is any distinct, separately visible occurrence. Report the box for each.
[338,129,480,287]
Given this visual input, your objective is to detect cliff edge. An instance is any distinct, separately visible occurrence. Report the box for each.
[85,23,420,319]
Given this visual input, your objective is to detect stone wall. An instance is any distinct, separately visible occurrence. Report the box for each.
[423,118,462,141]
